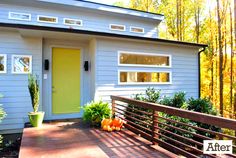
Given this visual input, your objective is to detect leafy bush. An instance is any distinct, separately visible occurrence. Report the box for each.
[83,100,111,127]
[0,93,6,145]
[125,87,160,134]
[28,74,40,113]
[125,87,221,146]
[187,97,221,138]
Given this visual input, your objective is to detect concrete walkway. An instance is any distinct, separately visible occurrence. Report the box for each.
[19,120,178,158]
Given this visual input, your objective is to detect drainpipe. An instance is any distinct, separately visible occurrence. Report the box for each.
[198,47,206,98]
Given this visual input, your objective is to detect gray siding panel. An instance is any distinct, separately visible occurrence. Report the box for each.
[95,38,199,102]
[0,31,42,133]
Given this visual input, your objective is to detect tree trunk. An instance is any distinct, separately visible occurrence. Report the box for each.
[210,9,214,100]
[194,0,200,43]
[217,0,224,116]
[176,0,179,40]
[230,5,233,118]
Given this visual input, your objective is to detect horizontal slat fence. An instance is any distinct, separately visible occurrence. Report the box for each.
[111,95,236,158]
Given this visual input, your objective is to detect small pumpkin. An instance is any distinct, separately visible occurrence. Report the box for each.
[112,118,123,128]
[101,118,113,128]
[107,126,113,132]
[103,125,108,131]
[115,127,121,131]
[111,126,116,130]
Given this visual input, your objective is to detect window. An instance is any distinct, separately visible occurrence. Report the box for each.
[119,52,171,67]
[119,71,171,84]
[63,18,82,26]
[130,26,144,33]
[0,54,7,73]
[8,12,31,21]
[37,15,58,24]
[110,24,126,31]
[12,55,32,74]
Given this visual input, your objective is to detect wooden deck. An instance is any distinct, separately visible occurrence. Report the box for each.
[19,120,178,158]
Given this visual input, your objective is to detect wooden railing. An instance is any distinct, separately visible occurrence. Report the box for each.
[111,95,236,158]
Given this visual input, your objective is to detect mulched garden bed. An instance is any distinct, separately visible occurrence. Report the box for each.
[0,133,22,158]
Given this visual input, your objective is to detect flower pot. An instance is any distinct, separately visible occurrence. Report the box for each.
[28,111,45,127]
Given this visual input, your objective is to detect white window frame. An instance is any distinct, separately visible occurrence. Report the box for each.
[37,15,58,24]
[109,24,126,32]
[11,55,32,74]
[63,18,83,26]
[118,51,172,68]
[130,26,144,33]
[0,54,7,74]
[118,70,172,85]
[8,12,31,21]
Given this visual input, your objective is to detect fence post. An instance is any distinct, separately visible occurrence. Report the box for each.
[152,110,158,145]
[112,99,116,118]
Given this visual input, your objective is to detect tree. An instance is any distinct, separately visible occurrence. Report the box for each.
[216,0,224,116]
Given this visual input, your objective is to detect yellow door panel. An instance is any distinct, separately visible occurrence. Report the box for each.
[52,47,81,114]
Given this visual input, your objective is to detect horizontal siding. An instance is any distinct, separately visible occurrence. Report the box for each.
[95,38,199,102]
[0,3,158,38]
[0,31,42,133]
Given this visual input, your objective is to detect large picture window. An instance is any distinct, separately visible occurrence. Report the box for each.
[119,71,171,84]
[119,52,171,67]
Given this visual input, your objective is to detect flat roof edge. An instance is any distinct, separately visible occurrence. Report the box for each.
[78,0,164,17]
[0,23,207,48]
[38,0,164,21]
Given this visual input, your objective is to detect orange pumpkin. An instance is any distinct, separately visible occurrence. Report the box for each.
[101,118,113,128]
[107,126,113,132]
[103,125,108,131]
[115,127,121,131]
[112,118,123,128]
[111,126,116,130]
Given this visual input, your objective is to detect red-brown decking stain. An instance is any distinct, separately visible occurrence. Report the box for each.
[19,120,177,158]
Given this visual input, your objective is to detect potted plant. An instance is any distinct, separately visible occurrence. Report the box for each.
[28,74,44,127]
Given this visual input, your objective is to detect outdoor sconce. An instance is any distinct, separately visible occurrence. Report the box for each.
[84,61,89,71]
[44,59,49,71]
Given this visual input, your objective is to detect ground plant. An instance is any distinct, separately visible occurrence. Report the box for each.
[83,100,111,127]
[0,93,6,145]
[125,87,221,145]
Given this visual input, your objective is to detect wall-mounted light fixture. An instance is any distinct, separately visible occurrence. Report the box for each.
[84,61,89,71]
[44,59,49,71]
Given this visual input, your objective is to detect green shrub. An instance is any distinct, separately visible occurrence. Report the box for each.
[125,87,221,146]
[187,97,221,138]
[160,92,187,108]
[0,93,6,145]
[28,74,40,113]
[124,88,161,134]
[83,100,111,127]
[159,94,197,143]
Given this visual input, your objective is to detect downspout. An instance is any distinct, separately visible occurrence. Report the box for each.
[198,47,206,98]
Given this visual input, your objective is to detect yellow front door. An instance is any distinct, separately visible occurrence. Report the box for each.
[52,47,81,114]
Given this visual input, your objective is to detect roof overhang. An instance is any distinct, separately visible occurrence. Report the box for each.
[35,0,164,21]
[0,22,207,48]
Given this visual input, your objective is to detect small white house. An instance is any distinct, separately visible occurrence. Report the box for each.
[0,0,207,133]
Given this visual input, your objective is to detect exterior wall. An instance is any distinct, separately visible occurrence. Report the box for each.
[42,38,92,120]
[0,30,42,134]
[0,2,159,38]
[95,38,199,102]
